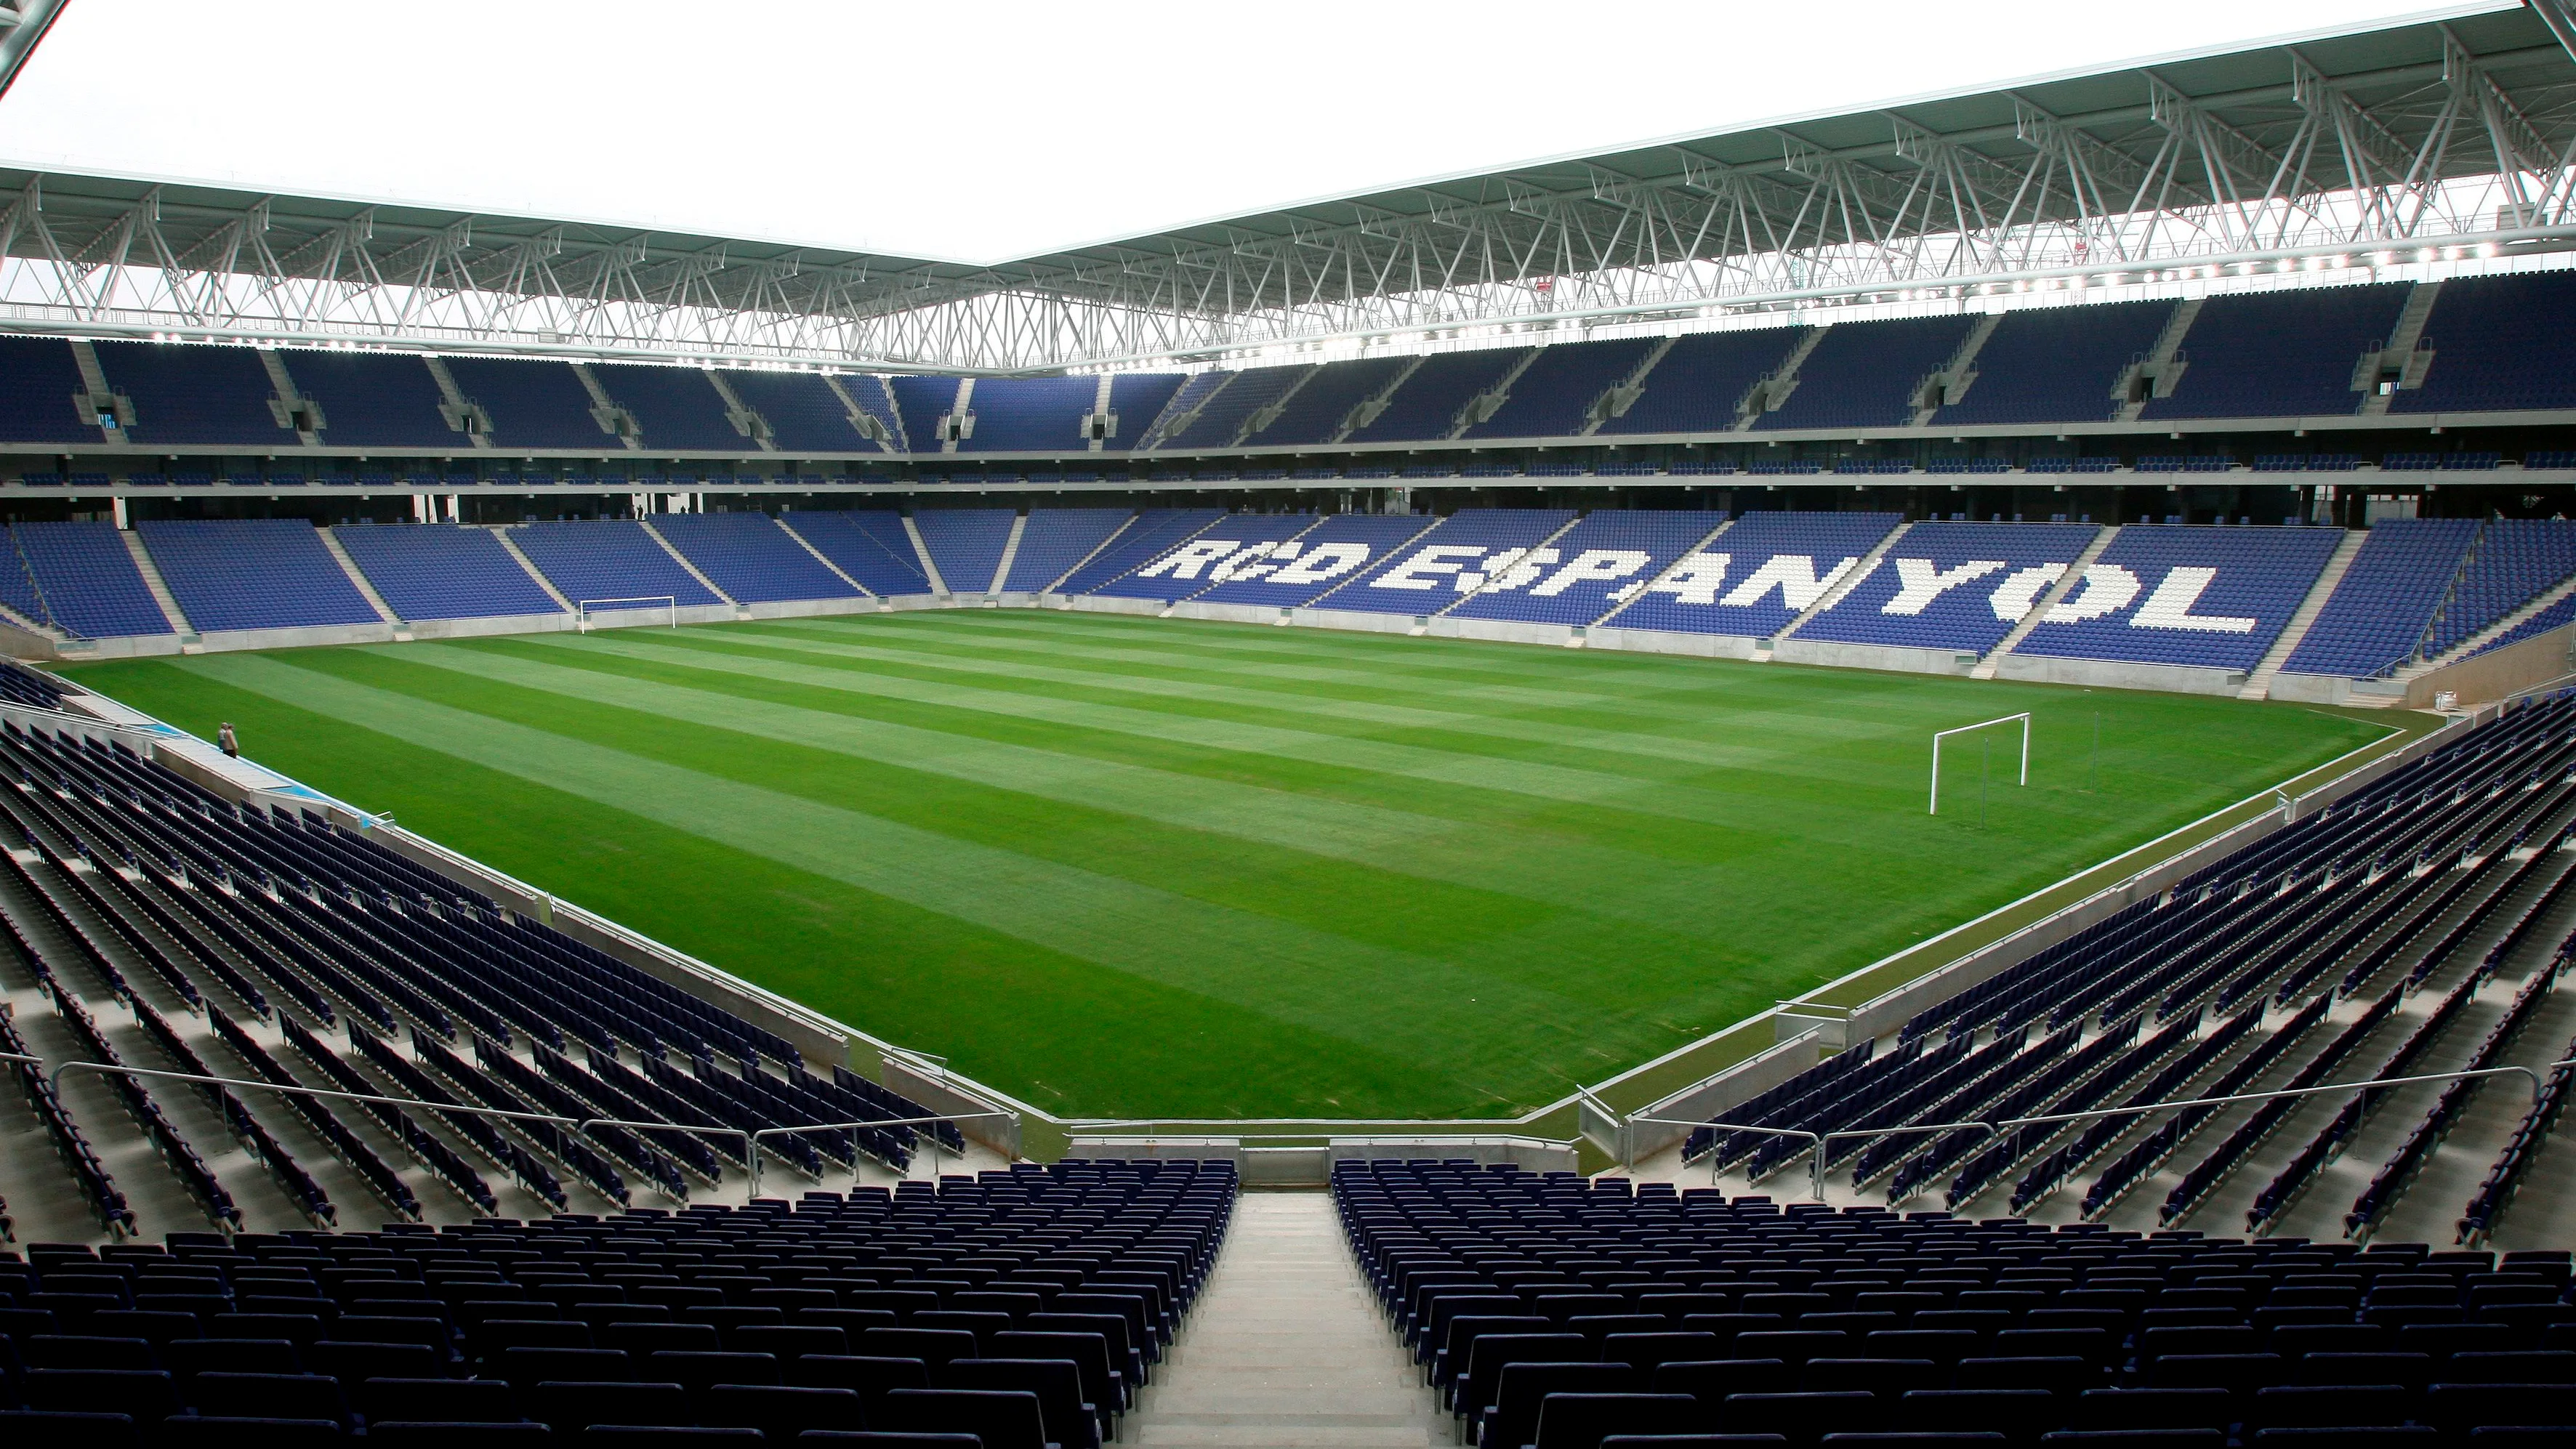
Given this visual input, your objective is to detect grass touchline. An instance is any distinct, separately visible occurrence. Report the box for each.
[64,610,2390,1121]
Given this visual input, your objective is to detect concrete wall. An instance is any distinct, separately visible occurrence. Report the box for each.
[2401,622,2576,709]
[1292,606,1423,635]
[1327,1136,1580,1173]
[1774,638,1977,676]
[884,1055,1033,1161]
[2267,672,2363,706]
[196,621,401,653]
[738,596,882,622]
[1070,1135,1576,1186]
[1060,594,1164,618]
[1433,617,1580,648]
[1169,601,1289,626]
[1614,1025,1835,1164]
[1068,1137,1244,1166]
[1995,652,2247,695]
[4,618,183,662]
[408,612,576,641]
[1585,626,1760,660]
[2266,627,2576,711]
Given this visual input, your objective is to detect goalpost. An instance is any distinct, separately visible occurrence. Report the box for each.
[1930,712,2030,815]
[576,596,678,633]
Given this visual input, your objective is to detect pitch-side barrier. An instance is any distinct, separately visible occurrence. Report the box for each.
[1627,1055,2575,1204]
[35,1054,1013,1206]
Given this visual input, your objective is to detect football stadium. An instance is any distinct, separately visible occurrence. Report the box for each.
[7,2,2576,1445]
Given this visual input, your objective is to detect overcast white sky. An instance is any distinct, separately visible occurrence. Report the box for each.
[0,0,2503,262]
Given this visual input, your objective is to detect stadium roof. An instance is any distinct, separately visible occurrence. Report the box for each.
[0,1,2572,373]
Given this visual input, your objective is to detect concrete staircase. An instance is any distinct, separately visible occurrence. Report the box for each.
[932,378,973,453]
[121,531,199,648]
[1039,513,1139,597]
[703,370,777,451]
[68,341,125,443]
[2168,841,2576,1242]
[1138,374,1233,451]
[2239,529,2367,699]
[315,528,406,632]
[571,364,643,450]
[1236,366,1319,447]
[1581,334,1680,435]
[637,519,739,610]
[1444,347,1543,439]
[986,513,1028,599]
[1332,356,1425,444]
[1431,513,1587,618]
[1124,1193,1441,1449]
[2114,299,2201,422]
[1085,373,1115,453]
[1735,327,1830,430]
[1766,520,1912,652]
[902,515,951,596]
[259,351,320,445]
[422,355,494,448]
[1973,525,2118,678]
[1912,312,2004,426]
[1591,517,1736,628]
[2358,280,2444,418]
[492,528,578,613]
[821,375,897,452]
[2396,568,2576,681]
[773,517,879,603]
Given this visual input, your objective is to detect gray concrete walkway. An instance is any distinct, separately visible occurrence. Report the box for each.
[1131,1192,1444,1449]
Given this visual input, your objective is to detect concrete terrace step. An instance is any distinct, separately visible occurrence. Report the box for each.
[121,528,199,646]
[637,517,742,611]
[1974,523,2115,678]
[492,527,578,613]
[1768,518,1911,649]
[2243,528,2366,699]
[1128,1193,1441,1449]
[317,526,404,628]
[2402,568,2576,679]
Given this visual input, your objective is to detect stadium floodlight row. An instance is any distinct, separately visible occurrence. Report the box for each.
[6,509,2574,702]
[12,270,2576,462]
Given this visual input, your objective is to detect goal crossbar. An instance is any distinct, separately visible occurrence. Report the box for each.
[576,596,678,632]
[1931,711,2030,815]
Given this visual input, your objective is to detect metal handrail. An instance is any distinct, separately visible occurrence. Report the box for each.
[1627,1117,1823,1193]
[1635,1055,2576,1203]
[746,1113,1020,1199]
[41,1057,1007,1205]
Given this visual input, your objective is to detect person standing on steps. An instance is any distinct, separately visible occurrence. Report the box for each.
[217,722,238,759]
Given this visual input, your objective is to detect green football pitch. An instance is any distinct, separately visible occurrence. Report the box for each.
[63,612,2400,1122]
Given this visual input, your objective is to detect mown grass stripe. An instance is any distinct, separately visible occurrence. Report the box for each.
[60,611,2391,1121]
[786,609,1924,737]
[635,624,1895,779]
[57,661,1447,1118]
[392,638,1760,935]
[182,651,1597,1103]
[526,628,1909,831]
[866,608,1749,687]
